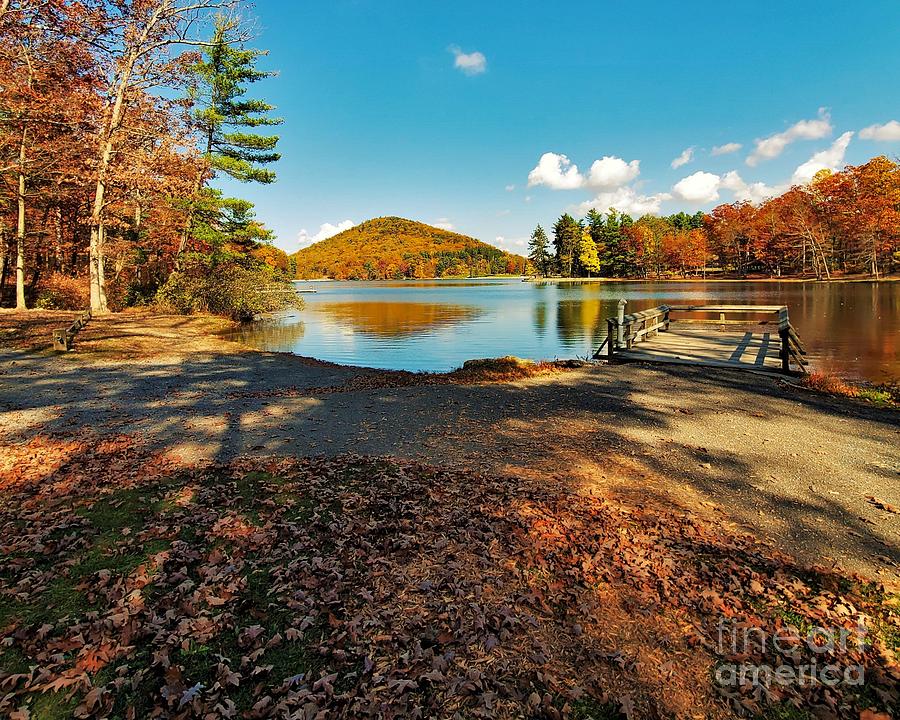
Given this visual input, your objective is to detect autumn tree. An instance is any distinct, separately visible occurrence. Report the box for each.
[576,227,600,277]
[0,0,98,308]
[84,0,240,313]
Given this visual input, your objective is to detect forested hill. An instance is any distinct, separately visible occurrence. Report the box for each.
[291,217,527,279]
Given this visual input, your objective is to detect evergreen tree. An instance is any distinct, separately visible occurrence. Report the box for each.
[552,213,581,277]
[588,208,636,277]
[190,16,283,184]
[189,188,274,254]
[527,224,552,276]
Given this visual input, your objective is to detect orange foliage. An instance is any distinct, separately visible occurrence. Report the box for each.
[292,217,527,280]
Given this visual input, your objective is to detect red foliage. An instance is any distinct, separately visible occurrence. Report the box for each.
[34,272,90,310]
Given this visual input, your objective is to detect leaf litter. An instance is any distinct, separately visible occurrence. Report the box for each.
[0,433,897,719]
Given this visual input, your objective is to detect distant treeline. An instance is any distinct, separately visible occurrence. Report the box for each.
[529,157,900,279]
[293,217,527,280]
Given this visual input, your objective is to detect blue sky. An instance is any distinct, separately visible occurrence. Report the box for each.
[215,0,900,256]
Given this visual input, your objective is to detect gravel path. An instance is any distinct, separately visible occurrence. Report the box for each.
[1,319,898,582]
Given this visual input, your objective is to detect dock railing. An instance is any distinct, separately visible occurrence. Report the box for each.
[598,303,808,374]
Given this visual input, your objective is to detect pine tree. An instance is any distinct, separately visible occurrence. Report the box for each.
[527,224,551,276]
[552,214,581,277]
[190,16,282,184]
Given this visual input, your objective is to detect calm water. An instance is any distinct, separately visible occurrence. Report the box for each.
[227,279,900,382]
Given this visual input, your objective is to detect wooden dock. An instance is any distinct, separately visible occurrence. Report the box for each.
[595,304,808,375]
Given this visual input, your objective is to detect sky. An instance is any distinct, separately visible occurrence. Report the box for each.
[214,0,900,257]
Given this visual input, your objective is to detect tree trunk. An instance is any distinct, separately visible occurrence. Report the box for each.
[176,171,203,265]
[89,40,142,314]
[54,203,63,272]
[89,224,106,312]
[16,127,27,310]
[0,227,7,304]
[871,236,879,280]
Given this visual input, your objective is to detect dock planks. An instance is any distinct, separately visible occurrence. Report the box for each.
[599,303,808,375]
[611,326,785,372]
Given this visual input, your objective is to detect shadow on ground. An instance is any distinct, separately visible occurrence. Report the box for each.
[1,347,898,580]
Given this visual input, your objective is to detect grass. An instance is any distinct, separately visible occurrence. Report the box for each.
[801,371,898,406]
[758,704,813,720]
[26,692,80,720]
[569,698,626,719]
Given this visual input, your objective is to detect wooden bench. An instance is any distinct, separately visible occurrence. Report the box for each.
[53,309,92,351]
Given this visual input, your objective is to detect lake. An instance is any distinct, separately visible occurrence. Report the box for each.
[227,279,900,383]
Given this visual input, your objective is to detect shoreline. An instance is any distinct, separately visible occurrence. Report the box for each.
[5,307,898,389]
[294,274,899,284]
[525,274,900,284]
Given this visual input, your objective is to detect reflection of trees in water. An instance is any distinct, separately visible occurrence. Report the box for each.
[533,302,547,338]
[786,282,900,382]
[233,318,306,351]
[313,302,483,337]
[555,298,608,349]
[627,281,899,382]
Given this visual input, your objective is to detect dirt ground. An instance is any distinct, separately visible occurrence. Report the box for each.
[1,310,898,583]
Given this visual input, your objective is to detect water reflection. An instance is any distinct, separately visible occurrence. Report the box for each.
[228,316,307,353]
[230,280,899,381]
[312,301,483,338]
[556,298,607,349]
[533,302,547,338]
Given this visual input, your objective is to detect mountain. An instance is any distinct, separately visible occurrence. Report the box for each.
[291,217,527,280]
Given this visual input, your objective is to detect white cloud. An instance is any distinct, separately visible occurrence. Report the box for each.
[504,184,515,192]
[449,46,486,75]
[586,156,640,189]
[527,152,584,189]
[859,120,900,141]
[527,152,641,191]
[791,131,853,184]
[672,171,721,204]
[494,235,527,252]
[747,108,832,166]
[721,171,784,204]
[574,187,672,217]
[711,142,742,156]
[671,146,695,169]
[295,219,355,251]
[432,218,455,231]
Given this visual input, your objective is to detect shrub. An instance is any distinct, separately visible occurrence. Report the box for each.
[449,356,581,382]
[802,371,897,406]
[34,273,90,310]
[155,254,302,321]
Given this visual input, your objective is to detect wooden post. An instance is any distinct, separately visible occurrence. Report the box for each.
[719,312,725,331]
[617,299,626,348]
[53,329,70,352]
[779,328,790,373]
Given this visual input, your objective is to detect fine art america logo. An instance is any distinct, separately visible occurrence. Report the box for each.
[715,619,868,688]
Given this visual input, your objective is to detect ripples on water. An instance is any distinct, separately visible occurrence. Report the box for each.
[226,279,899,382]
